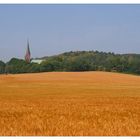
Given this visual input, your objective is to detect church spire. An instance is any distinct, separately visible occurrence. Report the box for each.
[25,40,31,63]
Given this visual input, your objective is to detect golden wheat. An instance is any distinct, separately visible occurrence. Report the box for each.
[0,71,140,136]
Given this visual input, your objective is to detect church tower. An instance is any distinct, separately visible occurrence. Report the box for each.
[25,40,31,63]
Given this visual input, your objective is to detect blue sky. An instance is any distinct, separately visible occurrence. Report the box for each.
[0,4,140,61]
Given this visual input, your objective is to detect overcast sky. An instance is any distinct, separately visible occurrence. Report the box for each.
[0,4,140,62]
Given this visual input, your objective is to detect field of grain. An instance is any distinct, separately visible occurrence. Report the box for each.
[0,71,140,136]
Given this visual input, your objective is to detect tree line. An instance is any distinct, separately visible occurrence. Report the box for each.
[1,50,140,75]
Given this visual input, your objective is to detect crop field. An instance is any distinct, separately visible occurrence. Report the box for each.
[0,71,140,136]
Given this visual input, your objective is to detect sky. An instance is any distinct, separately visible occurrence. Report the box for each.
[0,4,140,62]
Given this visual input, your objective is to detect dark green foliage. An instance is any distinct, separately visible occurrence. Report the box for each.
[0,61,5,74]
[39,51,140,75]
[1,51,140,75]
[5,58,40,74]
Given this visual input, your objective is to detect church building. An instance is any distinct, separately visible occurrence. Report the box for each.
[25,40,31,63]
[25,40,44,64]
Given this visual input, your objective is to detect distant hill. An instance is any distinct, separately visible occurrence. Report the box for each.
[1,50,140,75]
[39,51,140,74]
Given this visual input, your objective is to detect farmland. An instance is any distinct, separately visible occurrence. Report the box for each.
[0,71,140,136]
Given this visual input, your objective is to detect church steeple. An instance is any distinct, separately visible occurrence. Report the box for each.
[25,40,31,63]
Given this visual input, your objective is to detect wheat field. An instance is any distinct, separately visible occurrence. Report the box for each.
[0,71,140,136]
